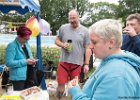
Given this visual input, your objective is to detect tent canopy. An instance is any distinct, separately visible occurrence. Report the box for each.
[0,4,29,14]
[0,0,40,14]
[0,0,47,89]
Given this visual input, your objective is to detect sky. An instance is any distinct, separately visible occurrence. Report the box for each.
[89,0,119,4]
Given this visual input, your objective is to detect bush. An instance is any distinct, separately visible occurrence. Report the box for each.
[0,45,6,64]
[31,46,60,68]
[0,45,60,68]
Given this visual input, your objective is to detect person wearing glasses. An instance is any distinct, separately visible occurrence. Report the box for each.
[5,26,37,90]
[68,19,140,100]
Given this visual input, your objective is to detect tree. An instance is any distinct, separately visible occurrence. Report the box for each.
[117,0,140,25]
[71,0,90,17]
[40,0,90,35]
[83,2,118,26]
[40,0,71,35]
[0,11,33,24]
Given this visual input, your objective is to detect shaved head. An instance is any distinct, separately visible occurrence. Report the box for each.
[68,9,80,28]
[68,9,79,17]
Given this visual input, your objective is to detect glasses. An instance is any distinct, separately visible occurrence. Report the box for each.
[23,37,30,41]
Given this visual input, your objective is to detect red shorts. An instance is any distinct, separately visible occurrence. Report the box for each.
[57,62,82,84]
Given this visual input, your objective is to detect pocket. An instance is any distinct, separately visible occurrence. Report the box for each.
[16,67,26,78]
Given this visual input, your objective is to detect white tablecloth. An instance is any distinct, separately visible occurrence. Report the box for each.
[0,90,49,100]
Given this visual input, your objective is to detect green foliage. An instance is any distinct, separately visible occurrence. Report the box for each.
[2,0,140,34]
[0,45,6,64]
[31,46,60,68]
[83,2,119,26]
[40,0,90,35]
[117,0,140,24]
[40,0,71,35]
[70,0,90,17]
[0,45,60,68]
[0,12,34,23]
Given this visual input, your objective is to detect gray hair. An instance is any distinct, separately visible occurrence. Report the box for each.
[89,19,122,48]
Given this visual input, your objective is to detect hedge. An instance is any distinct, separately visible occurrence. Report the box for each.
[0,45,96,76]
[0,45,60,68]
[0,45,5,64]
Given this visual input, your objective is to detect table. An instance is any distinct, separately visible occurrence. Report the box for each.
[0,90,49,100]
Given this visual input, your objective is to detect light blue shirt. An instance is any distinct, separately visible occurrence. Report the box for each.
[69,52,140,100]
[5,38,33,81]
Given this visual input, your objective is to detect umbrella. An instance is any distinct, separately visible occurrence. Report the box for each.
[0,0,47,89]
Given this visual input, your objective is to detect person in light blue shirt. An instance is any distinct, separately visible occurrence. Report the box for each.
[68,19,140,100]
[5,26,37,90]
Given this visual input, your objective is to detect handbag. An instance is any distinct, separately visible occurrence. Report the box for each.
[34,67,44,86]
[25,65,44,88]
